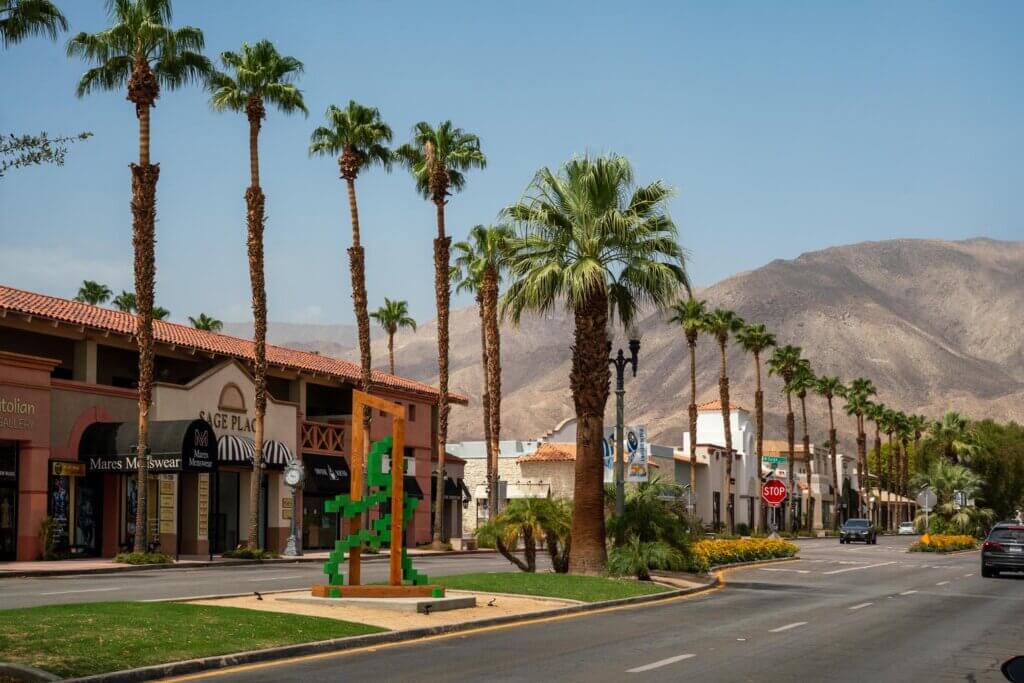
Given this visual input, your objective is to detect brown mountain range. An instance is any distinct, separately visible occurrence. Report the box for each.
[243,238,1024,448]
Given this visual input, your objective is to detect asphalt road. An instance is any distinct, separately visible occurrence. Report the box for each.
[0,554,535,610]
[163,536,1023,683]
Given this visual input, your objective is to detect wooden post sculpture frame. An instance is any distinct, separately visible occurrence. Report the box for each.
[311,390,443,599]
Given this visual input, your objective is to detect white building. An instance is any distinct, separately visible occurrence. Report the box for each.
[446,438,540,535]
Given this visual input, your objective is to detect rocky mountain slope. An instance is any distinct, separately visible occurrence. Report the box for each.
[249,238,1024,448]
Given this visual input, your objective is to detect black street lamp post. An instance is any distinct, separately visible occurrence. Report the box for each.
[609,336,640,519]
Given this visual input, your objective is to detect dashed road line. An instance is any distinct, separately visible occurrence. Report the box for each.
[963,573,975,578]
[627,654,695,673]
[822,561,897,575]
[899,590,918,595]
[769,621,808,633]
[849,602,873,610]
[758,568,811,574]
[936,581,950,586]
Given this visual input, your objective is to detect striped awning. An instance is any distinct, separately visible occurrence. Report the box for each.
[217,435,295,470]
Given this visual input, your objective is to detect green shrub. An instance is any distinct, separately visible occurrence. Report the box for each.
[608,538,685,580]
[114,552,175,565]
[735,523,750,536]
[221,546,280,560]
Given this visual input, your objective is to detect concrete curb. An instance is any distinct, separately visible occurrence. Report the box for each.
[0,662,61,682]
[64,578,719,683]
[907,547,980,556]
[0,550,498,579]
[707,555,801,573]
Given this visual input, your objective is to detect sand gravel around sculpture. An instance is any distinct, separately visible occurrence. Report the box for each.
[188,589,575,631]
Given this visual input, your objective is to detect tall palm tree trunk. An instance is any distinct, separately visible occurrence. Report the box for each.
[800,397,812,533]
[128,57,159,553]
[753,352,764,533]
[431,198,451,547]
[245,96,267,549]
[786,394,796,531]
[886,433,895,530]
[717,343,734,534]
[475,293,494,521]
[387,331,395,374]
[828,399,840,530]
[569,289,610,574]
[687,337,698,519]
[856,419,866,518]
[482,267,502,521]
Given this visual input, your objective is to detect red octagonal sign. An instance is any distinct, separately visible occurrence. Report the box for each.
[762,479,787,507]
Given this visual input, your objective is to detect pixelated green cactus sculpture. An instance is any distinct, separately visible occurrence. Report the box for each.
[322,435,427,589]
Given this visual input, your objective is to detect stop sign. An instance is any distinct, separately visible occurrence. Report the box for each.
[762,479,787,506]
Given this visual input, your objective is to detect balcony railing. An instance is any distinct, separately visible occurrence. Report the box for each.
[301,419,349,455]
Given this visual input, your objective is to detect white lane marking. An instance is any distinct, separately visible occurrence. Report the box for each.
[39,586,121,596]
[963,573,975,578]
[769,621,808,633]
[899,590,918,595]
[849,602,873,610]
[936,581,950,586]
[243,574,304,582]
[758,568,810,574]
[627,654,695,673]
[822,561,897,575]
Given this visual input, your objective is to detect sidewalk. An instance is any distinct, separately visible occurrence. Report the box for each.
[0,548,497,578]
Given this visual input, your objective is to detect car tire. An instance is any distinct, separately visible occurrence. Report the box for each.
[981,566,992,578]
[871,538,877,545]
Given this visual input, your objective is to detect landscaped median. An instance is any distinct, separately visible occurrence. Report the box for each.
[909,534,979,553]
[687,538,800,573]
[431,572,671,602]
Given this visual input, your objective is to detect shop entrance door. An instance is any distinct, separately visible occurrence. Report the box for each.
[73,474,102,556]
[0,444,17,561]
[212,471,239,554]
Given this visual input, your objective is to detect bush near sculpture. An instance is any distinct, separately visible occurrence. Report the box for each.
[909,535,978,553]
[687,538,799,573]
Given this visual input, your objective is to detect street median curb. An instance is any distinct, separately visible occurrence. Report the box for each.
[64,577,719,683]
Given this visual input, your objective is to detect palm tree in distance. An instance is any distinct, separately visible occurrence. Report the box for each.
[369,299,417,375]
[666,298,709,519]
[309,100,393,443]
[452,224,511,521]
[881,407,898,529]
[74,280,112,305]
[189,313,222,331]
[113,290,136,312]
[502,154,688,574]
[396,121,486,549]
[865,401,886,526]
[788,360,815,533]
[152,306,170,320]
[926,411,981,465]
[702,309,745,533]
[768,345,802,531]
[68,0,210,553]
[736,323,776,531]
[1,0,66,48]
[209,39,305,549]
[895,412,912,524]
[844,378,877,516]
[814,375,846,529]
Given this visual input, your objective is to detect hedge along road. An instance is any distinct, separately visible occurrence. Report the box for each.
[166,536,1024,683]
[0,554,541,610]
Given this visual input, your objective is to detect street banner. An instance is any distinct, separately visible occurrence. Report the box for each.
[603,424,648,483]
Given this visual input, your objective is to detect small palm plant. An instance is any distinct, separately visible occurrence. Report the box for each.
[476,498,571,573]
[608,536,685,581]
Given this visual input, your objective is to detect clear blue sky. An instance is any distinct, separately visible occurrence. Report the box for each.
[1,0,1021,325]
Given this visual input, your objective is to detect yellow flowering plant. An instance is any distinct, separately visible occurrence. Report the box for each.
[909,534,978,553]
[687,538,799,573]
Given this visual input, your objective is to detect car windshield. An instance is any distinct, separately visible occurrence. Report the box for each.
[900,522,914,527]
[845,520,870,528]
[990,528,1024,542]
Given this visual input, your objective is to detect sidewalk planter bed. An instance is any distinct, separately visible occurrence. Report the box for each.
[687,538,799,573]
[0,602,382,678]
[221,547,281,560]
[433,572,669,602]
[113,552,175,565]
[909,535,978,553]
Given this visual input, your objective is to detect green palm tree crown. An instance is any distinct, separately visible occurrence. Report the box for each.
[666,297,708,345]
[74,280,112,305]
[394,120,486,203]
[208,39,306,117]
[1,0,67,48]
[308,100,392,178]
[848,377,877,401]
[501,154,689,327]
[702,309,745,348]
[926,411,982,464]
[189,313,222,332]
[112,290,137,312]
[369,298,417,336]
[814,375,845,402]
[66,0,210,99]
[451,224,512,295]
[768,344,803,388]
[152,305,169,320]
[787,359,815,399]
[736,323,776,357]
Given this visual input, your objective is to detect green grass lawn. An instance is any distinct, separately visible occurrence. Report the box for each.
[0,602,384,678]
[434,572,669,602]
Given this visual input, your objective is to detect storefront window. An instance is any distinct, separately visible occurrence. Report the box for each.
[0,444,17,561]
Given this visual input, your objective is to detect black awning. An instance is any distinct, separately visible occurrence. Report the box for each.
[404,476,424,499]
[431,476,463,500]
[303,453,350,495]
[458,478,471,501]
[81,419,217,474]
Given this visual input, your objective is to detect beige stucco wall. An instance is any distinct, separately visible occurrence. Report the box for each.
[518,460,575,499]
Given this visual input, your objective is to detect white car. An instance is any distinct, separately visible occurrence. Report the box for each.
[898,521,917,535]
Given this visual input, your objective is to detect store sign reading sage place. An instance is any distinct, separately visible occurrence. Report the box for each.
[0,395,36,431]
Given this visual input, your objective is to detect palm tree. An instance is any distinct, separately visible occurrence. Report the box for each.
[152,306,169,320]
[736,323,776,531]
[395,121,486,549]
[926,411,981,465]
[189,313,222,331]
[768,345,802,531]
[788,360,815,533]
[477,498,571,573]
[666,298,708,519]
[309,100,393,443]
[702,309,745,533]
[880,407,899,530]
[74,280,112,305]
[895,412,913,524]
[369,299,417,375]
[68,0,210,553]
[864,401,886,525]
[502,154,687,574]
[814,375,845,529]
[452,225,511,521]
[844,378,877,516]
[910,459,993,536]
[1,0,66,48]
[209,40,305,549]
[113,290,136,312]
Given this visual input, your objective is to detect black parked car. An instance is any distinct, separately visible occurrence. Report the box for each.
[981,524,1024,578]
[840,518,877,544]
